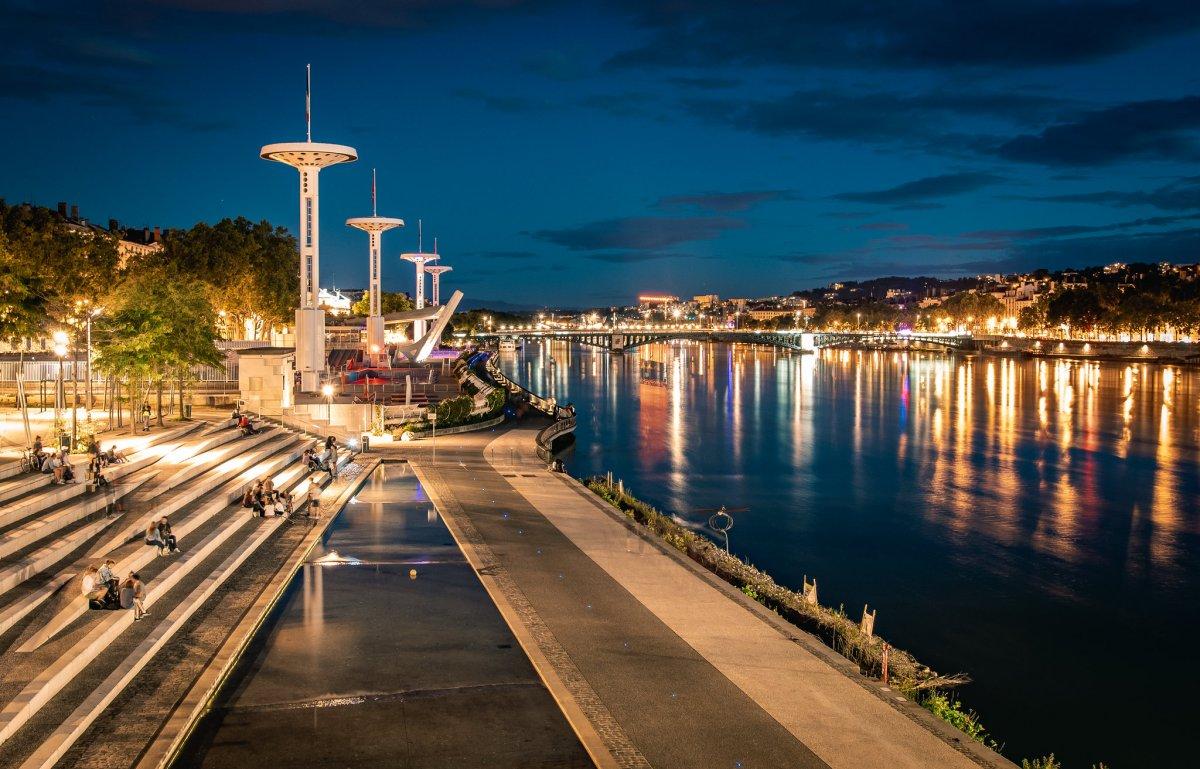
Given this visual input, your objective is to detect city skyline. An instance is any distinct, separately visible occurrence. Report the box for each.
[4,1,1200,306]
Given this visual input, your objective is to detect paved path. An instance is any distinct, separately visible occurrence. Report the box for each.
[409,424,1012,769]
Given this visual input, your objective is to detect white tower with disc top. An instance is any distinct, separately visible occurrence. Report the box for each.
[346,170,403,363]
[260,65,356,392]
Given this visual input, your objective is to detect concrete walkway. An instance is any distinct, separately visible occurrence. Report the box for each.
[410,425,1013,769]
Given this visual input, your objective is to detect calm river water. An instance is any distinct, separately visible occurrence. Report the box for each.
[500,340,1200,769]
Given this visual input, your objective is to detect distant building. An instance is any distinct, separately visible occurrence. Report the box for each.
[638,294,679,308]
[318,287,353,316]
[693,293,720,307]
[747,309,792,322]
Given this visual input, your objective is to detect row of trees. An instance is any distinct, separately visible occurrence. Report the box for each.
[0,202,297,432]
[804,291,1007,332]
[1020,286,1200,337]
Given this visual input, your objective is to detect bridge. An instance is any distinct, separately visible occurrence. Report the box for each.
[472,328,980,353]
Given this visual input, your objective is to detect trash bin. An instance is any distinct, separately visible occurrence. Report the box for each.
[361,434,370,453]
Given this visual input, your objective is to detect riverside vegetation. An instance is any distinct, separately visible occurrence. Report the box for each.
[583,477,1110,769]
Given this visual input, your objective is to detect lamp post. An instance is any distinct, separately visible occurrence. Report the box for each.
[85,306,101,414]
[321,383,334,424]
[430,410,437,465]
[52,332,68,448]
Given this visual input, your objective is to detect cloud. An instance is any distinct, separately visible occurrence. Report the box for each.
[655,190,798,213]
[995,96,1200,166]
[522,50,592,81]
[683,88,1064,150]
[1021,176,1200,211]
[666,76,741,90]
[527,215,744,251]
[581,251,698,263]
[608,1,1200,71]
[453,87,549,114]
[460,250,540,260]
[833,173,1003,204]
[858,222,909,232]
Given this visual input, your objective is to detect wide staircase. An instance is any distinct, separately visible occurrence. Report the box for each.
[0,418,356,769]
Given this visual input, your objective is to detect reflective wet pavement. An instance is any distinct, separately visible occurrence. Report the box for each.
[177,463,590,769]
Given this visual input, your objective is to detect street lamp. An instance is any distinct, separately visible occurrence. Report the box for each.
[52,332,69,448]
[321,383,334,423]
[84,306,101,415]
[429,410,438,465]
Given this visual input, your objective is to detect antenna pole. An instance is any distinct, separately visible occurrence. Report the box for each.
[305,64,312,142]
[434,236,438,254]
[372,168,377,216]
[418,219,423,252]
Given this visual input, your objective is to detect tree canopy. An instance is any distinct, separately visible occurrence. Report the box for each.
[142,217,298,339]
[350,290,414,316]
[0,200,119,340]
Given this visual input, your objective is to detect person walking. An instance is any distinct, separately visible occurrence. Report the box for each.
[131,573,148,620]
[306,483,321,521]
[141,403,152,432]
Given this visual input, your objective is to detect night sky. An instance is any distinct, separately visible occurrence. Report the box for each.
[4,1,1200,308]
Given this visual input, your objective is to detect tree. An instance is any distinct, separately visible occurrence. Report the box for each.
[0,200,119,330]
[93,267,222,425]
[1046,288,1109,334]
[1018,298,1048,332]
[937,291,1004,326]
[350,290,413,316]
[145,217,297,339]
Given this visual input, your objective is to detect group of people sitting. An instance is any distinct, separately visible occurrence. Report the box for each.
[303,436,340,475]
[85,439,127,489]
[29,436,76,484]
[236,413,260,437]
[144,516,178,556]
[241,477,294,518]
[82,559,148,620]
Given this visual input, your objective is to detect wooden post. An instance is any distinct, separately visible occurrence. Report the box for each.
[860,605,876,637]
[881,642,890,684]
[803,576,818,605]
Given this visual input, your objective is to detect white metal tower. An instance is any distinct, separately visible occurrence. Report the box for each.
[260,64,356,392]
[424,264,452,306]
[400,224,439,339]
[346,169,404,363]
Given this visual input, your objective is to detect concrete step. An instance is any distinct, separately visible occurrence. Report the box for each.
[11,513,284,769]
[84,430,296,560]
[0,476,146,561]
[0,508,282,750]
[0,454,148,532]
[138,426,279,497]
[0,517,121,596]
[17,437,305,653]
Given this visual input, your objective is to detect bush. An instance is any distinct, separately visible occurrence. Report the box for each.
[923,692,989,743]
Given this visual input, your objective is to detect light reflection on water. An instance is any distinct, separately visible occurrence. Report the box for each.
[502,340,1200,769]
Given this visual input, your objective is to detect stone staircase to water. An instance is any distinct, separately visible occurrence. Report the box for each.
[0,418,356,769]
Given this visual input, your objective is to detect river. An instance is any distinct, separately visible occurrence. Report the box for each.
[499,340,1200,769]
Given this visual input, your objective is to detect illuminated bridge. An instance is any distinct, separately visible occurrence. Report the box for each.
[471,329,980,353]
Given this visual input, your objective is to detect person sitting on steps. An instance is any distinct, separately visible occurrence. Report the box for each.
[157,517,178,554]
[82,566,107,610]
[237,414,259,436]
[145,520,168,556]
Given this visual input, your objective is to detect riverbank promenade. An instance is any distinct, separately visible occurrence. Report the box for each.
[409,424,1014,769]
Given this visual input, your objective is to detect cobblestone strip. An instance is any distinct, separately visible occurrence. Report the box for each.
[411,462,650,769]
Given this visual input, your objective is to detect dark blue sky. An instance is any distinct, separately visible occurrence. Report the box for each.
[4,1,1200,307]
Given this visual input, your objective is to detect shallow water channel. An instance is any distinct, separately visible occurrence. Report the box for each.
[177,462,589,769]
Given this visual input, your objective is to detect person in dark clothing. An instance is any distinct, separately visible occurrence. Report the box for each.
[157,517,178,553]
